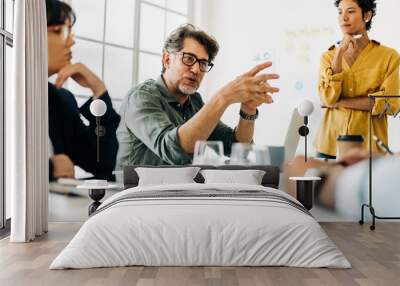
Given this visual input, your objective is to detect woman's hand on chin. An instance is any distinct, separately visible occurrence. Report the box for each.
[55,63,107,98]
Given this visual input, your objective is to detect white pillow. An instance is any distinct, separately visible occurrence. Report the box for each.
[135,167,201,186]
[200,169,266,185]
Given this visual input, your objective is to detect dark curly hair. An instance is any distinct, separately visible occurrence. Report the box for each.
[46,0,76,27]
[334,0,376,31]
[162,24,219,73]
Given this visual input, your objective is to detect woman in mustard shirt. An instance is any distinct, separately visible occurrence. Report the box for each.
[315,0,400,158]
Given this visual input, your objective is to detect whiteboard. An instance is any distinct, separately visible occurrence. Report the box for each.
[196,0,400,154]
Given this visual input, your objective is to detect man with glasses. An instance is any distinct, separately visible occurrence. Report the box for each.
[116,24,279,167]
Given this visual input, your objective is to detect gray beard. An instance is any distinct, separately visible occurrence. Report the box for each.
[178,84,197,96]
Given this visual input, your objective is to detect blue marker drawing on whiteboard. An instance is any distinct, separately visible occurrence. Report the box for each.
[295,81,304,91]
[253,55,261,62]
[263,52,271,60]
[254,49,275,63]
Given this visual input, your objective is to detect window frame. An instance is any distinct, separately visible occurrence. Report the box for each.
[0,0,14,232]
[70,0,193,104]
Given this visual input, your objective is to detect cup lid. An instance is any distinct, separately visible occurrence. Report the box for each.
[337,135,364,142]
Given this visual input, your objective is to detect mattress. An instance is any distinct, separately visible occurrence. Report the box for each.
[50,183,350,269]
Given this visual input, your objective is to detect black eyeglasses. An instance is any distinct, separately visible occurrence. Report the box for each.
[175,52,214,72]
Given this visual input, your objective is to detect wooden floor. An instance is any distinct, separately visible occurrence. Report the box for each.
[1,222,400,286]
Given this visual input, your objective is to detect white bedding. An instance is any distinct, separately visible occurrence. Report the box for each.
[50,183,350,269]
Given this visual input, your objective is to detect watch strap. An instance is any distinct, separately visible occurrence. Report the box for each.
[239,108,258,120]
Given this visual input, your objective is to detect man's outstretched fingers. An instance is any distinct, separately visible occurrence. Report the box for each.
[253,73,280,83]
[245,61,272,77]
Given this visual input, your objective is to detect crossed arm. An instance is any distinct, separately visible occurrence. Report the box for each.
[323,96,373,111]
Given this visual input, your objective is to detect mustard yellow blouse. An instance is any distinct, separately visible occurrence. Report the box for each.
[314,40,400,156]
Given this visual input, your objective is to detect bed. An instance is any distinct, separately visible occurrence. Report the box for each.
[50,165,350,269]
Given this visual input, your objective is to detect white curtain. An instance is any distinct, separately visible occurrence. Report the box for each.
[7,0,48,242]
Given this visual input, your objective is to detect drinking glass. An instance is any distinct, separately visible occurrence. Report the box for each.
[230,143,253,165]
[192,141,224,165]
[253,145,271,165]
[230,143,271,165]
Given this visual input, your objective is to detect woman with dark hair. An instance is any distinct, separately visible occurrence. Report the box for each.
[46,0,120,180]
[314,0,400,159]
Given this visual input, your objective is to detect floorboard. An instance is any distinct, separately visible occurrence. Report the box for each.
[1,222,400,286]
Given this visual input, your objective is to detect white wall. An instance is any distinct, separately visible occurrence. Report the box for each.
[194,0,400,154]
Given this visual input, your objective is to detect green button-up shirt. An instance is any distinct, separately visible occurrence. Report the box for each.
[115,76,238,169]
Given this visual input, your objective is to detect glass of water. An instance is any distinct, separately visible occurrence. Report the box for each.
[230,143,253,165]
[230,143,271,165]
[253,145,271,165]
[193,141,224,165]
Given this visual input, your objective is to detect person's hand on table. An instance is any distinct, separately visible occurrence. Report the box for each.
[51,154,75,179]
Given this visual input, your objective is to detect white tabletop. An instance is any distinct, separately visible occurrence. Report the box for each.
[289,176,321,181]
[77,184,118,190]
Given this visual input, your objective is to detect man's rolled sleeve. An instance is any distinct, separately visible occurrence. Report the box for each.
[125,89,192,165]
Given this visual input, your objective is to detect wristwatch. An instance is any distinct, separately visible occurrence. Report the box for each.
[239,108,259,120]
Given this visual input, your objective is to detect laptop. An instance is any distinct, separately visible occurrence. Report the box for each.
[268,109,302,170]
